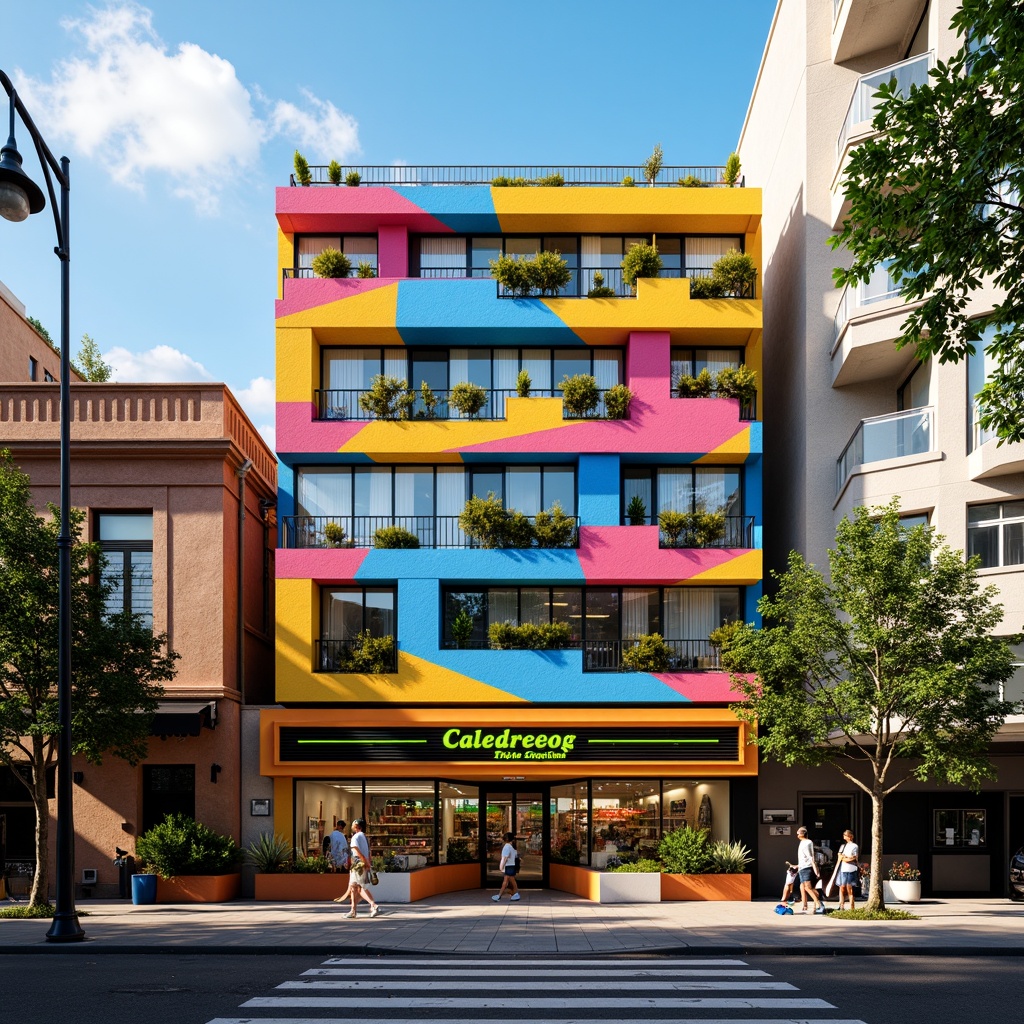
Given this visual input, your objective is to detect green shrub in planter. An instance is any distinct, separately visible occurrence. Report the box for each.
[446,838,476,864]
[715,363,758,404]
[533,501,576,548]
[417,380,439,418]
[621,633,672,672]
[358,374,414,420]
[345,170,361,187]
[449,381,488,417]
[626,495,647,525]
[678,174,706,187]
[534,173,565,187]
[710,249,756,296]
[658,509,688,548]
[293,852,331,873]
[336,630,396,673]
[560,373,600,418]
[621,175,636,187]
[373,525,421,549]
[707,839,753,873]
[488,621,572,650]
[293,150,311,186]
[528,250,573,296]
[722,151,742,187]
[676,368,715,397]
[449,609,475,649]
[642,143,664,185]
[608,858,663,873]
[311,247,352,279]
[247,833,294,873]
[490,253,534,297]
[688,275,726,299]
[587,270,617,298]
[604,383,633,419]
[491,176,529,187]
[327,160,342,185]
[621,242,662,291]
[659,825,712,874]
[135,813,243,878]
[690,509,726,548]
[709,619,743,668]
[323,521,347,548]
[516,368,532,397]
[356,261,376,279]
[459,493,536,548]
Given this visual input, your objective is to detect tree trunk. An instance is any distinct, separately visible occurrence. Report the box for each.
[28,752,50,907]
[865,786,886,912]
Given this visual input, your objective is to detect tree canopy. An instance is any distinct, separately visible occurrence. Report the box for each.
[73,334,113,382]
[831,0,1024,443]
[0,451,177,906]
[727,502,1018,910]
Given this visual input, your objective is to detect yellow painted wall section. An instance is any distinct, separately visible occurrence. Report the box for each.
[275,578,521,704]
[276,327,317,403]
[698,425,752,462]
[687,549,762,585]
[276,283,403,347]
[492,186,762,236]
[277,227,293,300]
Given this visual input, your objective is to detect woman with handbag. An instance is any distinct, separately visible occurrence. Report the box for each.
[491,832,521,902]
[339,818,381,919]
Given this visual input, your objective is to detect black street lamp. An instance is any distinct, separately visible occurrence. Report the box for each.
[0,69,84,942]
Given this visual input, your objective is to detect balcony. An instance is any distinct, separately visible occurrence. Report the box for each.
[493,267,756,300]
[288,164,744,187]
[832,1,932,63]
[836,406,935,495]
[582,639,723,673]
[653,516,755,549]
[315,637,398,674]
[282,514,581,550]
[313,387,624,422]
[968,404,1024,480]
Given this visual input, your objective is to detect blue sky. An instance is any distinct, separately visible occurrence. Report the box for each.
[2,1,776,445]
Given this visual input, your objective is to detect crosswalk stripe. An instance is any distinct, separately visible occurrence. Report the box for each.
[303,966,771,977]
[241,996,835,1009]
[320,956,752,966]
[215,1020,868,1024]
[279,979,795,991]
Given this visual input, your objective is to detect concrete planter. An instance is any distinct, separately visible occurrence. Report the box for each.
[661,873,752,901]
[156,873,240,903]
[548,863,660,903]
[886,879,922,903]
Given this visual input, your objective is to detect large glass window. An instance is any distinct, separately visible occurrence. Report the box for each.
[551,782,589,865]
[671,347,744,383]
[683,236,743,276]
[367,782,436,869]
[968,501,1024,568]
[294,779,363,858]
[969,326,999,450]
[297,235,378,275]
[98,513,153,627]
[441,784,479,864]
[934,808,986,848]
[321,587,395,643]
[623,466,743,527]
[591,780,660,867]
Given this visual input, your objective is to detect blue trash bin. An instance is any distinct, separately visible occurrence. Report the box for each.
[131,873,157,905]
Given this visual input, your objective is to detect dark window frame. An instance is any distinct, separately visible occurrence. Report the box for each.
[96,511,154,626]
[320,585,398,641]
[620,465,744,524]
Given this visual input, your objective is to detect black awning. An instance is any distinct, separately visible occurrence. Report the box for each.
[149,701,216,738]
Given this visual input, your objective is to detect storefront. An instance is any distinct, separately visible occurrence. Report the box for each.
[260,707,758,890]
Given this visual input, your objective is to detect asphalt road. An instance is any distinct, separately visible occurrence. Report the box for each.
[0,952,1016,1024]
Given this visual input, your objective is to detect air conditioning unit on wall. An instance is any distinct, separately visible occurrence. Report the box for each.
[82,868,97,885]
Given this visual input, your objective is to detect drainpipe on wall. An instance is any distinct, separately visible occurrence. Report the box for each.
[236,459,252,703]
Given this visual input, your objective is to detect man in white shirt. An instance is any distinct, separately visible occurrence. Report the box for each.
[328,820,350,873]
[796,826,824,914]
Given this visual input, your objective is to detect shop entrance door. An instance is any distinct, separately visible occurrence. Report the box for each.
[481,789,546,887]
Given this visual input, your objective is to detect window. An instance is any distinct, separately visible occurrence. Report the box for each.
[968,326,999,450]
[934,808,986,848]
[28,356,37,381]
[296,234,378,275]
[623,466,744,543]
[318,587,397,672]
[441,783,479,864]
[968,501,1024,568]
[898,512,930,530]
[43,370,54,382]
[1001,641,1024,705]
[671,347,744,384]
[683,236,743,277]
[897,360,933,412]
[98,513,153,627]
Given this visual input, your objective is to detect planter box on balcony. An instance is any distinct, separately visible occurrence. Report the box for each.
[156,873,241,903]
[661,873,752,901]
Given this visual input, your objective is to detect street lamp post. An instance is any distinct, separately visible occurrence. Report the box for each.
[0,70,84,942]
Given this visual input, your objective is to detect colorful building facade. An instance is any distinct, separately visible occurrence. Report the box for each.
[265,170,763,891]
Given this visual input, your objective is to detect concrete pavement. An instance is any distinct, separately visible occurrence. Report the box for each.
[3,890,1024,955]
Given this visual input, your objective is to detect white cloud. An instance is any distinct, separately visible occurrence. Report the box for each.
[106,343,213,382]
[16,3,360,213]
[233,375,275,417]
[270,90,360,163]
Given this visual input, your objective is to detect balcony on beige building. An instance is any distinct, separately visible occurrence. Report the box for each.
[836,405,936,496]
[831,0,930,64]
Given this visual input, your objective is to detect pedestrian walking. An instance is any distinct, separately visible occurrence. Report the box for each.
[836,828,860,911]
[795,826,824,914]
[339,818,381,919]
[328,820,350,874]
[491,831,521,902]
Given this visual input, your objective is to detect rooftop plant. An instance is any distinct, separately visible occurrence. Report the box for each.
[723,151,742,187]
[642,143,664,185]
[293,150,311,186]
[327,160,342,185]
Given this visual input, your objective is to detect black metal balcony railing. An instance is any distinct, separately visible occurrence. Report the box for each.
[282,515,581,550]
[617,515,753,548]
[315,637,398,674]
[672,391,757,422]
[583,639,724,673]
[288,165,744,188]
[313,387,620,422]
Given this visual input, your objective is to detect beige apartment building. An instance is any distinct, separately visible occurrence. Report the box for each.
[0,280,276,898]
[740,0,1024,898]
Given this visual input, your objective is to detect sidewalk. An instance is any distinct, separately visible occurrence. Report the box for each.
[3,891,1024,955]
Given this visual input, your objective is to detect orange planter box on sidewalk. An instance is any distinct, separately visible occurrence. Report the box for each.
[661,873,751,901]
[156,873,241,903]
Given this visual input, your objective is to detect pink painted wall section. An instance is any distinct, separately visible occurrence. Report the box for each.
[277,402,368,453]
[378,225,409,278]
[275,277,397,320]
[275,187,455,235]
[576,527,753,584]
[656,672,750,702]
[277,547,369,581]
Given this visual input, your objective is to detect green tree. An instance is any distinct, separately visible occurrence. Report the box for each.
[0,451,178,907]
[831,1,1024,443]
[73,334,113,382]
[726,502,1017,911]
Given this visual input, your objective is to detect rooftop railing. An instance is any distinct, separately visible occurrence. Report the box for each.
[288,165,744,188]
[582,639,724,672]
[836,406,935,494]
